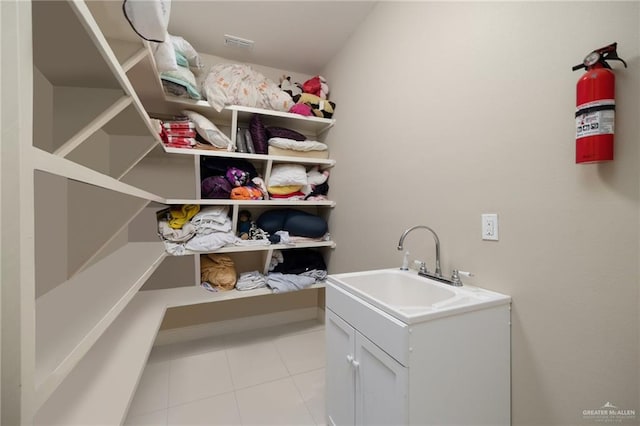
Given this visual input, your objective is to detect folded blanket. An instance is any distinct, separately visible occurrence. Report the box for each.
[236,271,267,291]
[194,217,232,235]
[269,191,306,200]
[191,205,229,224]
[268,164,307,187]
[185,232,237,252]
[266,272,316,293]
[268,137,328,152]
[191,206,231,235]
[268,185,302,195]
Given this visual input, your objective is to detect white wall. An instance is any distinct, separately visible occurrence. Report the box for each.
[323,2,639,425]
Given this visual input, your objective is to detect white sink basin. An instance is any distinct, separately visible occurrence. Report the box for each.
[328,268,510,324]
[331,270,456,307]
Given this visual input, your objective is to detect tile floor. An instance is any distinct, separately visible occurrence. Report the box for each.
[124,320,326,426]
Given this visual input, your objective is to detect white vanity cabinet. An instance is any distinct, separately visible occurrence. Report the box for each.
[326,309,408,426]
[326,281,511,426]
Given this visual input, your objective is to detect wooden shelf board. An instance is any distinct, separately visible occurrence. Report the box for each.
[34,282,325,425]
[35,242,165,409]
[163,146,336,166]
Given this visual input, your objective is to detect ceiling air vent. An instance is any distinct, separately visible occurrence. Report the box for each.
[224,34,254,49]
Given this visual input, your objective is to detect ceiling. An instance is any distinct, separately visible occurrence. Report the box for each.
[169,1,377,75]
[91,1,377,75]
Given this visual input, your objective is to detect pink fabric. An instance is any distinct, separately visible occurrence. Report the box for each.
[289,103,313,116]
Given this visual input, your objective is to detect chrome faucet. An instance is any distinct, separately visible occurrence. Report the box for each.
[396,225,472,286]
[397,225,442,277]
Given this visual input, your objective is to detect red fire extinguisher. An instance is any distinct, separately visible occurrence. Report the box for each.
[572,42,627,164]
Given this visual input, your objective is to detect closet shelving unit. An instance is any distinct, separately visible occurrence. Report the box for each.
[28,0,172,421]
[142,48,339,276]
[3,1,336,424]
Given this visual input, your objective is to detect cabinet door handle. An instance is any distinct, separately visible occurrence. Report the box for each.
[346,355,360,369]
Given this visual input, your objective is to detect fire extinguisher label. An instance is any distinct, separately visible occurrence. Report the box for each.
[576,102,615,139]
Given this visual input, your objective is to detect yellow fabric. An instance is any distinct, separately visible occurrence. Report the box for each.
[169,204,200,229]
[267,185,302,195]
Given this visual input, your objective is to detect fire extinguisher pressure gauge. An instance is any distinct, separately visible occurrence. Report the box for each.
[583,51,601,67]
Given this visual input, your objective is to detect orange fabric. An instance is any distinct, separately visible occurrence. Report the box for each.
[230,186,263,200]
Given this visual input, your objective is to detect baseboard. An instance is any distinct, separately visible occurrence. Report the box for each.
[154,306,323,347]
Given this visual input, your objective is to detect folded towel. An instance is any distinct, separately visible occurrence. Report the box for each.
[185,232,237,252]
[266,272,316,293]
[236,271,267,291]
[191,206,231,234]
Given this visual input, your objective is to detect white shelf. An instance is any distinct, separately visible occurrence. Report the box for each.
[120,47,148,73]
[35,242,166,409]
[32,0,121,89]
[34,282,325,425]
[179,240,337,256]
[32,147,165,203]
[53,95,134,157]
[163,146,336,166]
[165,198,336,207]
[34,295,167,426]
[165,97,335,135]
[146,281,327,308]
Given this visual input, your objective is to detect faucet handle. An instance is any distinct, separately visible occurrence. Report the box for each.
[414,260,428,275]
[451,269,473,286]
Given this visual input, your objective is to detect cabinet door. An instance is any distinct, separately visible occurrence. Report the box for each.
[326,309,356,426]
[355,331,408,426]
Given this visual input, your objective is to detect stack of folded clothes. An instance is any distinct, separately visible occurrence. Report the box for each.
[266,249,328,293]
[157,205,237,255]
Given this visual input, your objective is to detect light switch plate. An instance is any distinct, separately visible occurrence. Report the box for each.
[482,214,499,241]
